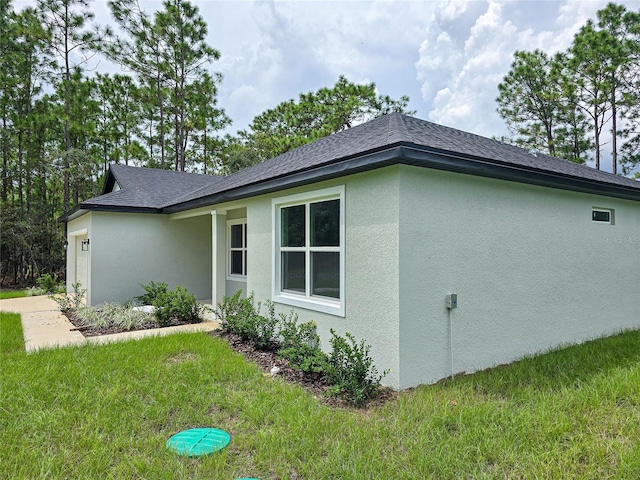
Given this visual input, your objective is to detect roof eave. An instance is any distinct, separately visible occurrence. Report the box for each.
[400,146,640,202]
[59,204,162,222]
[163,144,640,213]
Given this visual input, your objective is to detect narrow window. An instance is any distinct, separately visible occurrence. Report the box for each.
[273,186,345,316]
[228,220,247,278]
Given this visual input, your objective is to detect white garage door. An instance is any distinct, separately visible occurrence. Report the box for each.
[75,235,88,289]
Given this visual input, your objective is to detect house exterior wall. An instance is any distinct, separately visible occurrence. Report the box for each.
[69,211,212,306]
[398,165,640,389]
[244,169,402,388]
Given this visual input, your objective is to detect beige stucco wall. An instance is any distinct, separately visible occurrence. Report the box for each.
[398,165,640,389]
[68,211,212,306]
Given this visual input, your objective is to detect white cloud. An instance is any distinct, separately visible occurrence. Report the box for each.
[13,0,638,174]
[414,0,635,146]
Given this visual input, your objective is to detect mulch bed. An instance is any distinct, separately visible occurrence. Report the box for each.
[211,330,396,409]
[63,310,196,337]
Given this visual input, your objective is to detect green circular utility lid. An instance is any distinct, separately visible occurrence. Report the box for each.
[166,428,230,457]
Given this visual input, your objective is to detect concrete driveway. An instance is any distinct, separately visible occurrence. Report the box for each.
[0,295,218,352]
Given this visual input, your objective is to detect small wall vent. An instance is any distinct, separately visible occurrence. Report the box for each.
[592,208,614,224]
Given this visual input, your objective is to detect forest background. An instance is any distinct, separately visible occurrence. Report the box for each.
[1,0,638,286]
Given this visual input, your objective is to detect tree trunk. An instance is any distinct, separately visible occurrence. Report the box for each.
[63,3,71,210]
[611,82,617,175]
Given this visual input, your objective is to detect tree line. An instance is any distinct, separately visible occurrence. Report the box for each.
[496,2,639,175]
[0,0,412,285]
[1,1,637,286]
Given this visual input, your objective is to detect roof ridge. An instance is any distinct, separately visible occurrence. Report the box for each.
[387,113,411,144]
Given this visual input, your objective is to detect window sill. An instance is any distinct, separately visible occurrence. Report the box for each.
[274,292,344,317]
[226,275,247,282]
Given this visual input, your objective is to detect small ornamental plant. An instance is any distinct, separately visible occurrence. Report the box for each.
[50,282,86,312]
[216,292,388,405]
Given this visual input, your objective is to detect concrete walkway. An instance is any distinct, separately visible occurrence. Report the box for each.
[0,295,219,352]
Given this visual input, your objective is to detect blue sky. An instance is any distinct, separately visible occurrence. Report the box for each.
[14,0,639,174]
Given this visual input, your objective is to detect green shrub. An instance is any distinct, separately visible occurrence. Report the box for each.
[278,317,326,374]
[216,294,388,405]
[251,300,279,350]
[27,274,65,296]
[215,293,279,350]
[324,329,387,406]
[215,291,254,336]
[152,285,204,327]
[136,281,169,305]
[36,274,58,293]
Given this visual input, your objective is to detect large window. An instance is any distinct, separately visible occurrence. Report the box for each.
[227,219,247,279]
[273,186,344,316]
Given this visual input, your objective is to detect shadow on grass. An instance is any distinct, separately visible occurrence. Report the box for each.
[453,329,640,396]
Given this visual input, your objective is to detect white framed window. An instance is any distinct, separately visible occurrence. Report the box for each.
[227,219,247,280]
[592,208,614,225]
[273,186,345,316]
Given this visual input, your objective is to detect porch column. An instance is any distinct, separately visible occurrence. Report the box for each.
[211,210,227,306]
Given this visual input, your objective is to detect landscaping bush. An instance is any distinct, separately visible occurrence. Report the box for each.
[152,285,204,327]
[215,291,257,338]
[25,274,65,296]
[36,274,58,293]
[324,329,388,406]
[252,300,279,350]
[278,315,326,374]
[136,281,169,305]
[216,293,388,405]
[214,293,278,350]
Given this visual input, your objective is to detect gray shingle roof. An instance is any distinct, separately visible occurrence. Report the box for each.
[166,113,639,209]
[83,164,224,210]
[61,113,640,220]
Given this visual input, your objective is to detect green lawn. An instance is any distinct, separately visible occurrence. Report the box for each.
[0,289,27,300]
[1,311,639,479]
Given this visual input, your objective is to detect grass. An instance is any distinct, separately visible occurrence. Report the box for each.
[1,311,639,479]
[0,289,27,300]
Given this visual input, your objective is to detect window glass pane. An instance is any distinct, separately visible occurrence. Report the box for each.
[282,251,305,293]
[231,224,243,248]
[243,250,247,276]
[281,205,305,247]
[592,210,610,222]
[311,199,339,247]
[311,252,339,299]
[231,251,243,275]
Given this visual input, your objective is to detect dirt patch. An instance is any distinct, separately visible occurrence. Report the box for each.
[165,352,200,364]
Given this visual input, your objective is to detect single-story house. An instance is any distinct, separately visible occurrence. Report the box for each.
[61,113,640,389]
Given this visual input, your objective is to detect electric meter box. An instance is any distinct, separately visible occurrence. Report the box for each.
[446,294,458,309]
